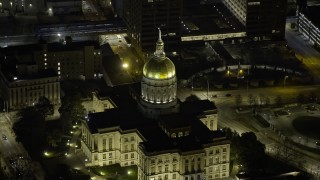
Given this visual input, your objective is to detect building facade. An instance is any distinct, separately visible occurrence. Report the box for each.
[80,29,230,180]
[297,5,320,47]
[0,64,60,110]
[223,0,287,40]
[0,0,44,14]
[123,0,182,57]
[1,41,102,80]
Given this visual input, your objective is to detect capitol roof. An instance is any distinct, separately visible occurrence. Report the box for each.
[142,28,176,80]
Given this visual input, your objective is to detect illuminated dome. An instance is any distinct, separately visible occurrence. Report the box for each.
[140,28,178,114]
[143,57,175,80]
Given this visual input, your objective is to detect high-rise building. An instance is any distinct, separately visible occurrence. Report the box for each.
[223,0,287,40]
[123,0,182,58]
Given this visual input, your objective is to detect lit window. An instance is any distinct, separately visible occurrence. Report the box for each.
[29,3,32,7]
[57,62,60,66]
[58,71,60,75]
[44,54,47,57]
[44,63,47,66]
[44,58,47,61]
[58,67,60,70]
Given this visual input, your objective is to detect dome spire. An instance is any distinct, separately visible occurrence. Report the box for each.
[155,27,165,58]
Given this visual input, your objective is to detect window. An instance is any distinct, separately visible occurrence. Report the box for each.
[103,154,106,159]
[131,153,134,158]
[173,174,176,179]
[222,165,226,170]
[215,166,219,172]
[102,139,106,150]
[125,145,128,152]
[125,154,128,159]
[215,156,219,163]
[209,158,213,165]
[131,144,134,151]
[223,148,227,152]
[158,166,162,173]
[109,153,112,158]
[165,175,168,180]
[165,166,168,172]
[216,149,220,154]
[109,138,112,149]
[173,164,176,171]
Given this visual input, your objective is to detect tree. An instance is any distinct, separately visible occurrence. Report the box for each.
[296,93,305,105]
[52,164,72,180]
[185,94,200,102]
[247,94,255,107]
[46,129,62,148]
[274,96,283,107]
[236,132,266,173]
[224,128,267,174]
[259,94,265,106]
[265,97,270,106]
[59,93,86,133]
[235,94,243,108]
[13,106,46,160]
[35,96,54,118]
[308,92,317,103]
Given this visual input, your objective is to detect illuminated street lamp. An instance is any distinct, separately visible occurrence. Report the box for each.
[122,62,129,69]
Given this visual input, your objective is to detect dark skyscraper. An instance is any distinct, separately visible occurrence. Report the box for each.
[223,0,287,40]
[123,0,182,58]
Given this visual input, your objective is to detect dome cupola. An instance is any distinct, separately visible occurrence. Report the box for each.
[140,28,178,109]
[142,28,176,80]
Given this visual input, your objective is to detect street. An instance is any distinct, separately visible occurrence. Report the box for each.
[178,85,320,178]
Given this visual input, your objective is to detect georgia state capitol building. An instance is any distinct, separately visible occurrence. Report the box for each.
[80,29,230,180]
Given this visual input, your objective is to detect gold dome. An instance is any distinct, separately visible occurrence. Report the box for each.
[143,57,176,80]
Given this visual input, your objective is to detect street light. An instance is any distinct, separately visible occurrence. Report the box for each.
[122,62,129,69]
[283,76,289,88]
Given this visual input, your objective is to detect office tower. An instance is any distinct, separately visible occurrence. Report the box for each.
[123,0,183,58]
[223,0,287,40]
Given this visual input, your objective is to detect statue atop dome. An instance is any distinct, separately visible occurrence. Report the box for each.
[155,28,165,58]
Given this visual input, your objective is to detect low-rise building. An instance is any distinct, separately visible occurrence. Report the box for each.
[0,40,102,80]
[0,62,60,110]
